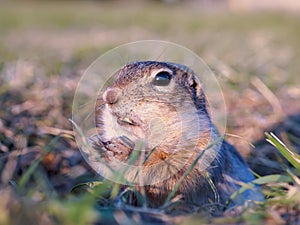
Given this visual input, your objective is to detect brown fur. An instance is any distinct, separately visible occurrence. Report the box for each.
[91,61,264,209]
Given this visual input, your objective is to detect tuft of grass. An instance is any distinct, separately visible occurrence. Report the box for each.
[266,132,300,171]
[227,132,300,224]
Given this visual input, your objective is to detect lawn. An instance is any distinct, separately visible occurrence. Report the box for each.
[0,1,299,224]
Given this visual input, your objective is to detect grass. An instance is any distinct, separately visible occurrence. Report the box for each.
[3,132,300,224]
[0,0,300,224]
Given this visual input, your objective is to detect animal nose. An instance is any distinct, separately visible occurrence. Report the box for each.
[103,87,121,104]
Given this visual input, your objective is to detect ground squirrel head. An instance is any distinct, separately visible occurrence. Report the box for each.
[94,61,217,174]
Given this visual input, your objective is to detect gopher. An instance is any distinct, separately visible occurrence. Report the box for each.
[90,61,264,209]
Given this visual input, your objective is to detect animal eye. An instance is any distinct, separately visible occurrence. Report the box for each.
[152,71,171,86]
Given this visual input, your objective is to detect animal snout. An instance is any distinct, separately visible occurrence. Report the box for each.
[103,87,121,104]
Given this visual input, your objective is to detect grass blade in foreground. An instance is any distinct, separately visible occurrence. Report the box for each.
[162,136,224,208]
[18,135,61,188]
[265,132,300,171]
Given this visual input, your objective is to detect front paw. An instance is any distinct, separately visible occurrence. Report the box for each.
[103,136,135,161]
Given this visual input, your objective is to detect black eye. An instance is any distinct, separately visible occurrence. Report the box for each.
[152,71,171,86]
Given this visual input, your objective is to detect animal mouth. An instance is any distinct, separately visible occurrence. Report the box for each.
[117,117,137,126]
[115,114,149,139]
[116,115,145,130]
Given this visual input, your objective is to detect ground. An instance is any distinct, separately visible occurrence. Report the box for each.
[0,1,300,224]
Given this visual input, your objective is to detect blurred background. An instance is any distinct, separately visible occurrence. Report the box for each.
[0,0,300,224]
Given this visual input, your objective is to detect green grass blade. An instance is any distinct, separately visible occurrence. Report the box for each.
[132,146,157,184]
[265,132,300,170]
[205,172,220,203]
[18,135,61,188]
[69,119,117,179]
[252,174,293,185]
[162,135,224,208]
[227,183,256,206]
[227,174,292,206]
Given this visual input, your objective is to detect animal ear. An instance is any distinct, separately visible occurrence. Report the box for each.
[185,73,208,111]
[186,73,202,97]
